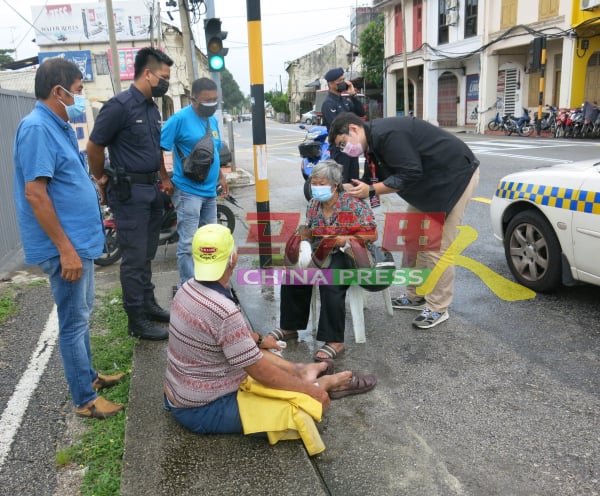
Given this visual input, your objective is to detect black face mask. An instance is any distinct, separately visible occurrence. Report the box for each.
[196,102,217,118]
[151,77,169,97]
[336,81,348,93]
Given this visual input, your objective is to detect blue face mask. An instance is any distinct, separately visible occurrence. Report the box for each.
[58,86,87,121]
[311,184,334,202]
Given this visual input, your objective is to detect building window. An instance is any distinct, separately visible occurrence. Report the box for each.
[539,0,558,20]
[95,53,110,76]
[464,0,478,38]
[438,0,449,45]
[501,0,517,29]
[395,5,404,54]
[413,0,423,49]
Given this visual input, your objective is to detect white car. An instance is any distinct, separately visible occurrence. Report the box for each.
[490,160,600,291]
[301,110,318,125]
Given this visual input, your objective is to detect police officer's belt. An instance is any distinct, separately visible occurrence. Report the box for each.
[127,171,159,184]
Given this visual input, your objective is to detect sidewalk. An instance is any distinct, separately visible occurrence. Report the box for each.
[118,124,482,496]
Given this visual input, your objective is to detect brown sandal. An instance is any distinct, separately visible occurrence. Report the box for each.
[268,328,298,341]
[328,373,377,400]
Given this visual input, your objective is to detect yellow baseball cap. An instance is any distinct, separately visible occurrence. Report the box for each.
[192,224,235,281]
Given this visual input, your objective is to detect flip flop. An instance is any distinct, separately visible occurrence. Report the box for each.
[314,343,344,362]
[268,329,298,341]
[328,373,377,400]
[316,358,335,378]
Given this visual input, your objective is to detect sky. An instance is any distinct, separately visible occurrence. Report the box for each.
[0,0,366,94]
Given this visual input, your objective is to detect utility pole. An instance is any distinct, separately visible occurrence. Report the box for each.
[536,37,547,137]
[401,0,409,116]
[105,0,122,93]
[178,0,195,89]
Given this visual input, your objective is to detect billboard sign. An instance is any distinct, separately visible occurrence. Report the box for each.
[38,50,94,81]
[32,2,151,46]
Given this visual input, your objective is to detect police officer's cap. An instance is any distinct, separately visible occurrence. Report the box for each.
[324,67,344,82]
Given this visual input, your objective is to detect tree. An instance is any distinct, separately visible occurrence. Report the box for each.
[220,68,245,113]
[359,15,384,89]
[0,49,15,67]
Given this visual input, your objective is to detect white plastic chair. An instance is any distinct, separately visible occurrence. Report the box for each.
[310,285,393,344]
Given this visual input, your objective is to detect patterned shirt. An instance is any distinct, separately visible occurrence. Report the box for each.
[165,279,262,408]
[305,191,376,235]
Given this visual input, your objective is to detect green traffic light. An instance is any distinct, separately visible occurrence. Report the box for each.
[209,56,224,71]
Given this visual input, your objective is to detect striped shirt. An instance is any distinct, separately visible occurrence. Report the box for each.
[165,279,262,408]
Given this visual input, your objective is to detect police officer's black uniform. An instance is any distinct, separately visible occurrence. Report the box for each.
[321,68,366,183]
[89,85,169,339]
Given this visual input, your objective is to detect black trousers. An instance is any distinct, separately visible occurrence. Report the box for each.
[279,251,352,343]
[330,146,359,183]
[108,183,164,313]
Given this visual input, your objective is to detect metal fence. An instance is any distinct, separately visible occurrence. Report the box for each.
[0,89,36,278]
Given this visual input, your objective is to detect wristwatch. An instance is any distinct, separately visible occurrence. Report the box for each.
[368,185,376,198]
[256,335,263,347]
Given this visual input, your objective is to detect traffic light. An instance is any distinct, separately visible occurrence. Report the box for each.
[204,17,228,72]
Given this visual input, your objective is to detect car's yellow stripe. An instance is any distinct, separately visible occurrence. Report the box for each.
[495,181,600,214]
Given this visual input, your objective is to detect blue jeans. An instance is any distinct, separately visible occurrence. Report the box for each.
[164,392,243,434]
[173,188,217,284]
[39,256,97,407]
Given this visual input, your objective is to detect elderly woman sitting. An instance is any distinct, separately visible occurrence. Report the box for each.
[270,160,377,361]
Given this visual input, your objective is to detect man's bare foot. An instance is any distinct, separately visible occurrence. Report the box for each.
[318,371,353,391]
[296,361,330,382]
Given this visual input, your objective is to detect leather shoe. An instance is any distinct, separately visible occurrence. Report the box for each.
[128,313,168,340]
[328,373,377,400]
[92,372,126,391]
[75,396,123,419]
[144,295,170,322]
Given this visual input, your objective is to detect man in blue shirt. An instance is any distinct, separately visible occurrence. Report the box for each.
[87,47,174,341]
[160,77,229,286]
[14,58,125,419]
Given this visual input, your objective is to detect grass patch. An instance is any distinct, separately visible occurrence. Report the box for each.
[56,289,134,496]
[0,288,18,326]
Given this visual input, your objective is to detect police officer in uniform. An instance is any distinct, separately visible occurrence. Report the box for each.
[87,47,174,340]
[321,68,365,183]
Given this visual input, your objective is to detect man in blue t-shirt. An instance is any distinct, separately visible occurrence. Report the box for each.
[13,58,125,419]
[160,77,229,286]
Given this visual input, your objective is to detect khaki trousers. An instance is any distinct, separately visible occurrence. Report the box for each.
[405,167,480,313]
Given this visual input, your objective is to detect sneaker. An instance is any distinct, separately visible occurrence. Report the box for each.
[391,294,426,310]
[75,396,123,419]
[412,308,449,329]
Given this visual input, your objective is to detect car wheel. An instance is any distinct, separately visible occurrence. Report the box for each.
[503,210,562,292]
[304,118,313,125]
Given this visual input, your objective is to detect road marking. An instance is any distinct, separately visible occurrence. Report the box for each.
[472,196,492,204]
[0,306,58,469]
[474,150,571,163]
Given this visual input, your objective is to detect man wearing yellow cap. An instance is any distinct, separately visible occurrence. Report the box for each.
[163,224,377,434]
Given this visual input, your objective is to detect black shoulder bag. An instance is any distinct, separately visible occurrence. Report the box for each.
[177,120,214,182]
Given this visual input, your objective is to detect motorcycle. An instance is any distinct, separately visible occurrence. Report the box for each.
[515,108,535,136]
[298,124,330,201]
[94,184,239,266]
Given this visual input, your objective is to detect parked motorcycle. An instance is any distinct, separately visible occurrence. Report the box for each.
[94,184,239,266]
[298,124,330,201]
[515,108,535,136]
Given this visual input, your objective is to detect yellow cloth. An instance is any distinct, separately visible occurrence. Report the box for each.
[237,377,325,456]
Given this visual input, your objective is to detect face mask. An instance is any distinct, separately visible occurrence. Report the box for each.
[196,101,218,118]
[342,141,364,158]
[58,86,87,121]
[151,75,169,97]
[336,81,348,92]
[311,185,334,202]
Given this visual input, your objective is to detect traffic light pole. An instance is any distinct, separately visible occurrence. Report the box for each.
[246,0,272,269]
[204,0,223,126]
